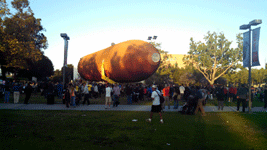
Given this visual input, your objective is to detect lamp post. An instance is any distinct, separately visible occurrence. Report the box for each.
[147,36,158,84]
[60,33,70,89]
[239,19,262,113]
[147,36,157,43]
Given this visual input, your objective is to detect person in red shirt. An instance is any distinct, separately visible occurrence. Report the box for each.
[229,86,234,102]
[233,86,237,102]
[162,84,170,109]
[223,86,228,101]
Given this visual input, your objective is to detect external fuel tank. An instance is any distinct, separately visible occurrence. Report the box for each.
[78,40,161,83]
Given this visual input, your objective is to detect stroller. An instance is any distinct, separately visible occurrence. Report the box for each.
[180,95,198,115]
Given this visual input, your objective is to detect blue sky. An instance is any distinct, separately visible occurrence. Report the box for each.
[6,0,267,70]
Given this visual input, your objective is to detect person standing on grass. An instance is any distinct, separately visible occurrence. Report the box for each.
[13,82,20,104]
[236,84,249,112]
[94,84,99,98]
[24,82,33,104]
[105,84,113,109]
[194,86,206,116]
[70,85,76,107]
[173,85,180,109]
[4,82,10,103]
[162,84,170,109]
[263,86,267,111]
[82,83,90,105]
[57,82,63,99]
[146,85,163,123]
[112,84,120,107]
[179,84,185,101]
[64,87,71,108]
[216,86,225,111]
[125,84,133,105]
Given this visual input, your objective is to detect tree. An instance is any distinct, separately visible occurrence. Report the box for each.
[0,0,48,79]
[223,71,239,85]
[236,68,248,84]
[50,69,62,83]
[252,68,267,87]
[0,0,10,78]
[179,72,196,86]
[28,55,54,80]
[183,32,243,85]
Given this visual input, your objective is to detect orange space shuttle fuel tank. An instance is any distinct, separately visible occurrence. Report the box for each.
[78,40,161,83]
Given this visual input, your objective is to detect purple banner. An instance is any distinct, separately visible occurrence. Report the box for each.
[243,31,250,68]
[252,27,260,67]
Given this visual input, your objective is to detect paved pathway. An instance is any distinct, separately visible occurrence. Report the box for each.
[0,103,266,112]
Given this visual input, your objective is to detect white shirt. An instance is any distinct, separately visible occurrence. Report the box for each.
[83,85,89,94]
[151,90,160,105]
[106,87,112,97]
[94,85,98,92]
[179,86,185,94]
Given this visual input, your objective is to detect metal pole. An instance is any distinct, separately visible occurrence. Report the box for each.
[63,40,68,89]
[248,27,252,113]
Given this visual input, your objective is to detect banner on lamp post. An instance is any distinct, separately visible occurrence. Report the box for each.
[243,31,250,68]
[252,27,261,67]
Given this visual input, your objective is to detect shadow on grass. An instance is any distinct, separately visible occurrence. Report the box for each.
[1,110,267,149]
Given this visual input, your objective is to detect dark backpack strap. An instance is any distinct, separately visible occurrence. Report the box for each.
[155,91,160,97]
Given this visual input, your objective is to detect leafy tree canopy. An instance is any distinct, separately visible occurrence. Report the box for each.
[183,31,243,85]
[0,0,48,79]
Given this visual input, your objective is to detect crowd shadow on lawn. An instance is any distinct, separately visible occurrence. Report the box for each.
[185,114,251,150]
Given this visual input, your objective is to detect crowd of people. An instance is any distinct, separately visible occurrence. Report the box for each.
[1,79,267,119]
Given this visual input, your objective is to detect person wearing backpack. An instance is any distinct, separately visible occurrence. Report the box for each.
[146,85,164,124]
[236,84,249,112]
[194,86,206,116]
[263,86,267,111]
[173,85,180,109]
[216,86,225,110]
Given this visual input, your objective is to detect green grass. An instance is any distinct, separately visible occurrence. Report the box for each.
[0,92,265,107]
[0,110,267,150]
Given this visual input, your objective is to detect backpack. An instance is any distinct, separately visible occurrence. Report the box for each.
[156,91,165,105]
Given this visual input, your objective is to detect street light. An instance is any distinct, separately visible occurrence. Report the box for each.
[60,33,70,89]
[239,19,262,113]
[147,36,157,43]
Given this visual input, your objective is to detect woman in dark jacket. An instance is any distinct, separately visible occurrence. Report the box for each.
[4,83,11,103]
[64,88,71,108]
[264,86,267,110]
[24,82,32,104]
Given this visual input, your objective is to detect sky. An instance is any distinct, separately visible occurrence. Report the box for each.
[6,0,267,70]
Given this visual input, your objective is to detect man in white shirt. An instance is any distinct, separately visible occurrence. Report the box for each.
[94,84,99,98]
[82,83,90,105]
[105,84,112,109]
[179,84,185,100]
[146,85,164,124]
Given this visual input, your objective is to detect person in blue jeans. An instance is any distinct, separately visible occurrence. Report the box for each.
[173,86,180,109]
[125,84,132,105]
[113,94,119,107]
[57,82,63,99]
[70,85,76,106]
[4,83,10,103]
[112,84,120,107]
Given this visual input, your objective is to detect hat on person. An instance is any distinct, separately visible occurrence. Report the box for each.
[152,85,157,88]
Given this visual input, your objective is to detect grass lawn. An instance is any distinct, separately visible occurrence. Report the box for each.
[0,92,265,107]
[1,110,267,150]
